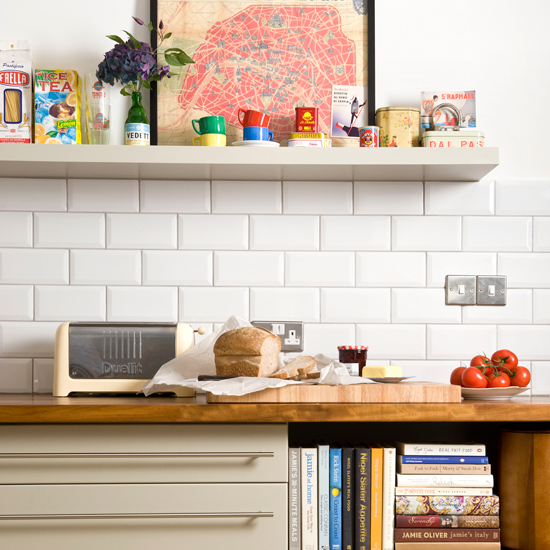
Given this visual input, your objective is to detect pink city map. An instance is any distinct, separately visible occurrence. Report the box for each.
[158,0,368,145]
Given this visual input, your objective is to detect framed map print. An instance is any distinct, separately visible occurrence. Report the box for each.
[150,0,374,145]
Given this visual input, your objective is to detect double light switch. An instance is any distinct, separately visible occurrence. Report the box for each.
[445,275,507,306]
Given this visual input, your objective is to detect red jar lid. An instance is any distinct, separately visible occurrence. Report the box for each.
[338,345,369,350]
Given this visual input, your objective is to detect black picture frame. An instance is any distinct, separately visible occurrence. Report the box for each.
[150,0,375,146]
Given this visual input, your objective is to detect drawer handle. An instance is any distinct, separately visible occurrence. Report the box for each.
[0,452,274,459]
[0,512,273,521]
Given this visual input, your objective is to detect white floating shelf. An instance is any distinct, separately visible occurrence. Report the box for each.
[0,144,499,182]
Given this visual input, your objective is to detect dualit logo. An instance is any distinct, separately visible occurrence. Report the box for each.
[102,362,143,376]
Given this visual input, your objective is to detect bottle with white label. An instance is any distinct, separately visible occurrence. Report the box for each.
[125,92,150,146]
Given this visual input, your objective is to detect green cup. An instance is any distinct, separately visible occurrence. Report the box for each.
[192,115,226,135]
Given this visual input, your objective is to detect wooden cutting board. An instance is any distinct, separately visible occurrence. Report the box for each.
[206,381,461,404]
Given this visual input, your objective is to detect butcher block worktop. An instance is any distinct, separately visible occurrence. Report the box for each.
[1,394,550,423]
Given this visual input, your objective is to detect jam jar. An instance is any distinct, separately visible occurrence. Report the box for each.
[338,346,368,376]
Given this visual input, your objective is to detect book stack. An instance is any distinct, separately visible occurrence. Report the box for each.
[289,443,396,550]
[394,442,501,550]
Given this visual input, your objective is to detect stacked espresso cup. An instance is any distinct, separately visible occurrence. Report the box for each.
[192,115,226,146]
[238,108,273,143]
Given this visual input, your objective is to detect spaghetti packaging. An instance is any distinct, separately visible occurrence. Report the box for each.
[34,69,81,144]
[0,41,32,143]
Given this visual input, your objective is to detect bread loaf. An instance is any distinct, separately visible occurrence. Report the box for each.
[214,327,281,377]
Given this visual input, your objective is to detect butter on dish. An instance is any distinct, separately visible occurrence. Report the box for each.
[362,366,403,378]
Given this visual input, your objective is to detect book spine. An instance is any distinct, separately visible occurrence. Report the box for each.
[382,448,396,550]
[396,474,493,488]
[302,448,318,550]
[395,487,492,496]
[330,448,342,550]
[396,496,500,516]
[398,456,489,465]
[394,528,500,542]
[370,447,383,550]
[355,447,371,550]
[394,544,501,550]
[396,443,486,456]
[395,516,500,529]
[397,464,491,474]
[318,445,330,550]
[289,448,301,550]
[342,448,354,550]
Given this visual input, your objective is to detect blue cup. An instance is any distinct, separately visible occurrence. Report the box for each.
[243,126,274,141]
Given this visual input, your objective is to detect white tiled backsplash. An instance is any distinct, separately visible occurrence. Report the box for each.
[0,178,549,395]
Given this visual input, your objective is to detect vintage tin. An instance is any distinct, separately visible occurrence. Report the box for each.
[421,130,485,148]
[375,106,420,147]
[295,107,319,132]
[287,138,331,147]
[359,126,379,147]
[289,132,326,140]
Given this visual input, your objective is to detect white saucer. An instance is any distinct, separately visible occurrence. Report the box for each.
[232,140,280,147]
[461,386,529,400]
[366,377,415,384]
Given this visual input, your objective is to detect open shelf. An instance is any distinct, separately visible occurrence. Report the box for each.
[0,143,498,182]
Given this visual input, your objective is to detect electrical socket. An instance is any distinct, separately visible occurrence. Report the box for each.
[251,321,304,352]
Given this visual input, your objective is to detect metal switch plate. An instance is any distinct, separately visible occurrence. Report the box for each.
[445,275,477,305]
[251,321,304,352]
[477,275,507,305]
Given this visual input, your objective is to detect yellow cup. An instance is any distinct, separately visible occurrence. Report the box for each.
[193,133,226,147]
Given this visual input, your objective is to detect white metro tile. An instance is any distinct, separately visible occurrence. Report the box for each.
[356,252,426,287]
[355,181,423,215]
[0,286,33,321]
[393,217,461,251]
[498,326,550,360]
[214,252,283,286]
[303,324,355,358]
[212,181,281,214]
[392,289,461,324]
[33,359,54,394]
[107,214,177,249]
[321,288,390,323]
[250,216,319,250]
[496,181,550,215]
[141,180,210,213]
[179,215,248,250]
[0,322,58,357]
[283,181,352,214]
[0,178,66,211]
[68,179,139,212]
[34,213,105,248]
[427,325,496,360]
[356,325,426,360]
[108,287,177,322]
[534,218,550,251]
[531,362,550,396]
[393,361,462,384]
[534,290,550,324]
[463,217,532,252]
[427,253,496,287]
[0,359,33,393]
[35,286,106,321]
[0,249,68,284]
[464,289,532,324]
[285,252,354,287]
[0,212,32,247]
[499,253,550,288]
[321,216,390,251]
[250,288,320,322]
[425,181,494,215]
[70,250,141,285]
[179,287,249,322]
[143,251,212,286]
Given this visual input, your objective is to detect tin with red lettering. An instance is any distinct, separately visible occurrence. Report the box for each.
[295,107,318,132]
[359,126,379,147]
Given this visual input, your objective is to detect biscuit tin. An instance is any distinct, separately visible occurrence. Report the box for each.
[421,130,484,148]
[375,106,420,148]
[288,138,331,147]
[289,132,327,140]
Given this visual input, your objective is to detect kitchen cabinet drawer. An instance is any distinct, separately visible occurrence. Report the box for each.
[0,482,286,550]
[0,424,287,484]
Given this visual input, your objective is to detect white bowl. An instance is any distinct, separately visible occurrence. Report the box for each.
[461,386,529,400]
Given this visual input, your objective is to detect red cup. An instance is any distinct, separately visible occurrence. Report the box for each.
[238,108,271,128]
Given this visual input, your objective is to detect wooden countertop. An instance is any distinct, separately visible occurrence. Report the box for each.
[0,394,550,423]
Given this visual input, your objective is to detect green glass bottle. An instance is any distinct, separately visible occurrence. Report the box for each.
[125,92,150,146]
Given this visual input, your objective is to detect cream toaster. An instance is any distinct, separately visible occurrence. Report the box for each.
[53,322,204,397]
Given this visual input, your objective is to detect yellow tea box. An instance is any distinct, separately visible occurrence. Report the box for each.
[34,69,81,144]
